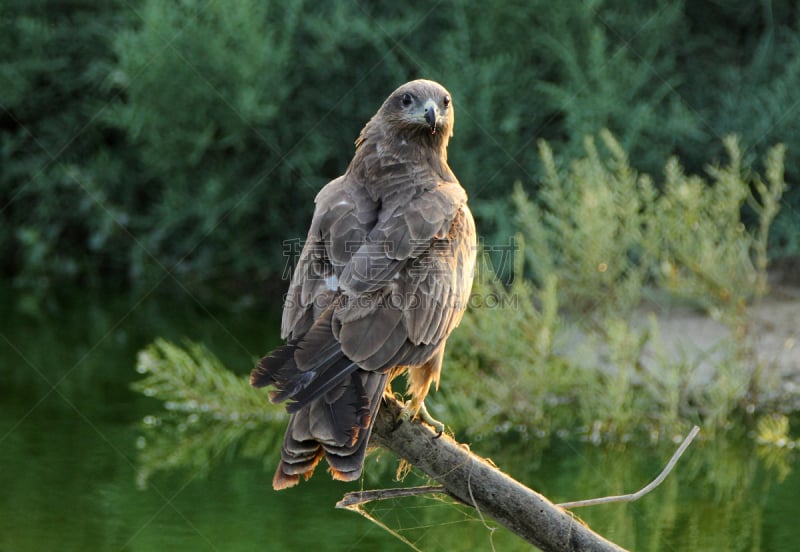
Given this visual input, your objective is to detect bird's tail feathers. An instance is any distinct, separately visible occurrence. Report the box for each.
[272,370,388,490]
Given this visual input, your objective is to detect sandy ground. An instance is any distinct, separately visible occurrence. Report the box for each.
[746,285,800,377]
[638,279,800,407]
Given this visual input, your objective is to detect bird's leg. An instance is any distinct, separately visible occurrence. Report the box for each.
[399,397,444,435]
[395,359,445,435]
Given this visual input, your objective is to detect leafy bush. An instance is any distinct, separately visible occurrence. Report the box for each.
[517,131,785,323]
[653,138,785,320]
[515,132,654,318]
[439,133,789,444]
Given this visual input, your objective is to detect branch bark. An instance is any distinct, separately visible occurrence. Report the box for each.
[364,397,629,552]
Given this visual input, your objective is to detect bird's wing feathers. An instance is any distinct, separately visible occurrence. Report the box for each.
[331,181,474,372]
[267,176,473,414]
[337,182,466,292]
[400,201,476,345]
[280,177,378,341]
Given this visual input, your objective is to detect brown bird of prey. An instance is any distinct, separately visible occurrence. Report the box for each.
[251,79,476,490]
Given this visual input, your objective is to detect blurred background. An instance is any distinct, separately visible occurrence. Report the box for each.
[2,1,800,550]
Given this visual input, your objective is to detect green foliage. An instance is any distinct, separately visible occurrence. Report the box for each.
[516,131,653,318]
[756,414,799,482]
[532,0,697,172]
[109,1,314,287]
[0,2,134,296]
[441,244,576,439]
[443,261,697,444]
[654,137,786,320]
[132,339,282,485]
[3,1,800,298]
[439,133,792,444]
[518,131,786,323]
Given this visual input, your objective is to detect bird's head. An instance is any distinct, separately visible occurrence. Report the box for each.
[374,79,455,146]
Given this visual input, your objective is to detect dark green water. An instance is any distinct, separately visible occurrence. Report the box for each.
[1,287,798,551]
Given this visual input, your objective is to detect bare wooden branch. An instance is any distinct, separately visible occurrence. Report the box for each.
[367,397,630,552]
[558,425,700,509]
[337,485,446,509]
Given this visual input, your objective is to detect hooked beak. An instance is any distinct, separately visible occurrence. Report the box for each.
[422,99,438,134]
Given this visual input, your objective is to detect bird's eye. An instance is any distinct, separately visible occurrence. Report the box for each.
[443,95,451,107]
[400,93,413,107]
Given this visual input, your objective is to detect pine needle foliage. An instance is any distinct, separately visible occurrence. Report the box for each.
[132,339,282,485]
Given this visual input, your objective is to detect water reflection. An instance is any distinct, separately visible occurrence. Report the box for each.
[1,288,798,551]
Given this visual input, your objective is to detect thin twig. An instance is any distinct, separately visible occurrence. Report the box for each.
[557,425,701,509]
[336,485,446,509]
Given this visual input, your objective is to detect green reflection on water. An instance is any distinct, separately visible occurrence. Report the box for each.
[1,287,798,551]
